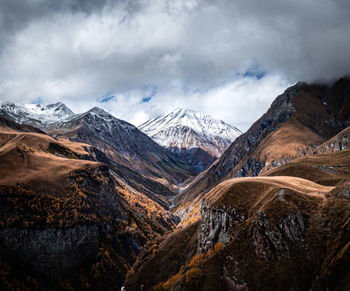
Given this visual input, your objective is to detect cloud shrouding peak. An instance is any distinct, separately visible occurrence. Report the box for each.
[0,0,349,129]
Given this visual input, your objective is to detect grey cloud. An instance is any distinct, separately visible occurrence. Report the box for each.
[0,0,349,127]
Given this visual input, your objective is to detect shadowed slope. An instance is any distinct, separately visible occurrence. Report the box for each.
[126,175,349,291]
[0,119,177,290]
[48,107,194,186]
[175,78,350,221]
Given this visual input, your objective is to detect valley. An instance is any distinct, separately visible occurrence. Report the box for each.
[0,77,349,290]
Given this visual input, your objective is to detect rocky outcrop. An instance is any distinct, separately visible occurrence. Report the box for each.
[0,225,100,277]
[198,198,306,259]
[252,210,305,260]
[316,127,350,154]
[198,200,246,252]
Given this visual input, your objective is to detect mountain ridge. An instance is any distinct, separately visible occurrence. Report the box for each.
[0,103,196,186]
[140,108,242,173]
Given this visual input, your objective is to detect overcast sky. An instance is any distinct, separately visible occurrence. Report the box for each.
[0,0,349,130]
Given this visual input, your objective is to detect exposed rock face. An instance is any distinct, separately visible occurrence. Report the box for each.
[0,225,100,278]
[198,201,245,252]
[252,210,305,260]
[198,195,306,259]
[223,262,249,291]
[0,163,177,289]
[316,126,350,154]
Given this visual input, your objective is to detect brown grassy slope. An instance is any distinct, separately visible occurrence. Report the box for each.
[0,125,176,207]
[0,122,177,290]
[126,174,350,290]
[264,125,350,185]
[174,78,350,225]
[174,119,325,227]
[206,176,332,208]
[265,148,350,186]
[0,127,97,193]
[124,222,199,290]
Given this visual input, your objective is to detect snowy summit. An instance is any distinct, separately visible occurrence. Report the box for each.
[140,108,242,156]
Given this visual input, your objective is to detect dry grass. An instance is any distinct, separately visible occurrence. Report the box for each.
[0,128,97,193]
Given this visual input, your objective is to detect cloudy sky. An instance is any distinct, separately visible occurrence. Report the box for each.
[0,0,349,130]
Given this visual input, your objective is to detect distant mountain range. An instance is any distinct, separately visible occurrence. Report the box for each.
[140,108,242,173]
[125,77,350,291]
[0,103,196,185]
[0,102,241,179]
[0,101,74,129]
[0,77,350,290]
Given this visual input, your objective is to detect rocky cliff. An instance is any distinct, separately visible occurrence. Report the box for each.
[126,173,350,291]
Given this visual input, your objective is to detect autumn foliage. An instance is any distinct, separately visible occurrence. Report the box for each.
[185,267,203,287]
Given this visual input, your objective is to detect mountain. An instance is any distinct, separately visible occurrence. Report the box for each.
[1,77,350,290]
[125,135,350,291]
[0,101,74,130]
[139,108,242,173]
[47,107,194,185]
[175,77,350,224]
[265,126,350,185]
[0,103,195,186]
[0,116,177,289]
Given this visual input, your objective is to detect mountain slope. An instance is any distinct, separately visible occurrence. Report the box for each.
[139,108,242,173]
[265,126,350,185]
[47,107,193,185]
[0,117,177,290]
[0,104,195,186]
[176,78,350,216]
[0,102,74,130]
[125,150,350,290]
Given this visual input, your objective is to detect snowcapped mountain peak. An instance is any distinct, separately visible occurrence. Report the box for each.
[45,102,74,116]
[88,106,106,113]
[0,102,74,129]
[139,108,242,169]
[140,108,242,147]
[167,108,206,120]
[84,106,109,117]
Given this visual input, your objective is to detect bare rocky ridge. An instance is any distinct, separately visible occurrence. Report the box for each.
[175,78,350,218]
[47,107,195,185]
[315,126,350,154]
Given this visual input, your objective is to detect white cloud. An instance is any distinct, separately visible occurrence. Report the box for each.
[0,0,349,128]
[92,74,291,132]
